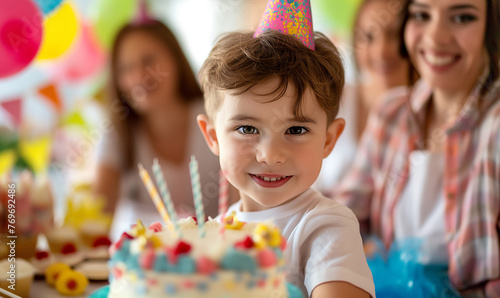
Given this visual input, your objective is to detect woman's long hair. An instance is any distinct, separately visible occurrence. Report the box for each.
[107,20,203,169]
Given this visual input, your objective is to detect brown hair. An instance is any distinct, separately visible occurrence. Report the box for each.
[108,20,202,169]
[199,30,345,125]
[353,0,403,68]
[399,0,500,95]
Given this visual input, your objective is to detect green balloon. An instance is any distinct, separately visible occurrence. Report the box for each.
[92,0,137,49]
[316,0,363,36]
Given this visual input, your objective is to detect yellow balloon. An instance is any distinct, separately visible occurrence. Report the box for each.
[37,2,79,60]
[19,136,52,174]
[0,150,16,175]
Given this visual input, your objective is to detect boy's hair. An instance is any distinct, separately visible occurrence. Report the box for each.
[199,30,344,125]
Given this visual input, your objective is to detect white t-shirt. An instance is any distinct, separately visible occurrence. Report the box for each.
[226,188,376,297]
[97,100,221,240]
[394,151,448,265]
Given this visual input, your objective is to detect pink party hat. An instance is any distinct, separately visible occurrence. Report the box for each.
[254,0,315,50]
[133,0,155,24]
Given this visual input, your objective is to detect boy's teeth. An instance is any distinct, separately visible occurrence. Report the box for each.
[258,175,286,182]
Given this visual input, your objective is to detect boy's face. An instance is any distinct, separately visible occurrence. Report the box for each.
[198,79,344,212]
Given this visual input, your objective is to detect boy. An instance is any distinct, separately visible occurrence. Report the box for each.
[196,1,375,297]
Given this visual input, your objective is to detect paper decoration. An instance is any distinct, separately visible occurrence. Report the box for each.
[19,135,52,174]
[0,150,16,175]
[254,0,315,50]
[38,84,62,112]
[1,98,22,127]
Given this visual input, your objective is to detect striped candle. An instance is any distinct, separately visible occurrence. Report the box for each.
[218,170,229,235]
[152,158,180,237]
[189,155,205,237]
[137,163,170,224]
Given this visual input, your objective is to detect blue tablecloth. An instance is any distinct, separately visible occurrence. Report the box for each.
[366,237,462,298]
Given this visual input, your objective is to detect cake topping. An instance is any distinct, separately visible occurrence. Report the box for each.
[108,217,287,276]
[254,223,282,249]
[196,255,218,275]
[172,256,196,273]
[166,240,192,264]
[257,248,278,268]
[122,232,134,240]
[223,212,245,230]
[235,236,255,250]
[221,247,257,274]
[139,248,156,269]
[173,241,192,255]
[148,222,163,232]
[131,220,147,237]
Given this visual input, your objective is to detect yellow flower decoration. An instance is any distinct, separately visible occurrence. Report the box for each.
[131,220,147,237]
[55,270,89,296]
[136,235,148,250]
[223,211,245,230]
[149,235,163,249]
[253,224,282,249]
[46,263,72,286]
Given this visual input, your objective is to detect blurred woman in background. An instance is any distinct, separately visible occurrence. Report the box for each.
[335,0,500,294]
[94,20,233,239]
[317,0,413,190]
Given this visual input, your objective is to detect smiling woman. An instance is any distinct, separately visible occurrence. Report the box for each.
[335,0,500,295]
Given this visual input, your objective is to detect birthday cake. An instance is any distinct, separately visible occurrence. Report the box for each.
[107,214,291,298]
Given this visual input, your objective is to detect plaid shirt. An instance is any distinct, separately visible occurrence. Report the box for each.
[335,73,500,295]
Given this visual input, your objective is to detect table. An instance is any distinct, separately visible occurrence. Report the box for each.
[30,279,108,298]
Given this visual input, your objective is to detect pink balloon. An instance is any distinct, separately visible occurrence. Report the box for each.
[0,0,43,78]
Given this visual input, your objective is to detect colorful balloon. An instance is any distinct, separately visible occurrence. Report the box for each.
[45,23,106,81]
[34,0,64,15]
[0,0,43,78]
[92,0,137,49]
[36,2,79,60]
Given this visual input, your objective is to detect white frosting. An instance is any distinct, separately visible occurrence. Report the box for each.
[108,268,288,298]
[155,220,261,261]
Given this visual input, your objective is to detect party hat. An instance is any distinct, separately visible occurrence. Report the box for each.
[254,0,315,50]
[134,0,155,24]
